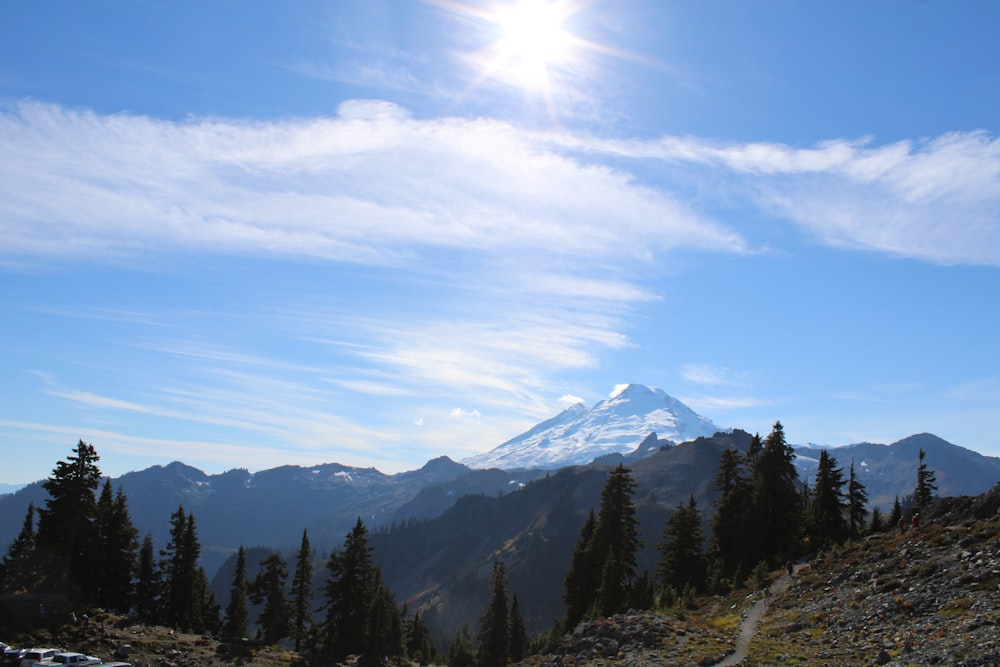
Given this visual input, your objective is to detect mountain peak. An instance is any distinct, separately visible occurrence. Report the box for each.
[462,385,720,470]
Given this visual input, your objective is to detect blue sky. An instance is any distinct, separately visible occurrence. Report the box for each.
[2,1,999,484]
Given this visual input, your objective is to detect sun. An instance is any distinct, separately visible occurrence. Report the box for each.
[490,0,574,90]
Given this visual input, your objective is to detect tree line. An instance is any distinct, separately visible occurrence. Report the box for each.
[562,421,938,629]
[0,440,529,666]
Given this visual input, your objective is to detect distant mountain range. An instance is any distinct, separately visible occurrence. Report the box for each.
[462,384,719,469]
[2,385,999,641]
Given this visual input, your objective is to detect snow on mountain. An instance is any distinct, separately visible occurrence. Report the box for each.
[463,384,722,470]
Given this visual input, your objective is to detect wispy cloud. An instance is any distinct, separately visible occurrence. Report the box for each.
[563,131,1000,266]
[681,363,751,388]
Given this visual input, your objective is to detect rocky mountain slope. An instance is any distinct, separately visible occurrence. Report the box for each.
[524,486,1000,667]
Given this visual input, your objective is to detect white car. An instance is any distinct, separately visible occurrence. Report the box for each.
[19,649,59,666]
[37,653,101,666]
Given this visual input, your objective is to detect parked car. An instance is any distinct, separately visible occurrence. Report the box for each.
[1,646,25,665]
[38,653,101,666]
[20,649,60,666]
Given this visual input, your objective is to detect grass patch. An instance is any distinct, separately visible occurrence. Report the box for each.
[938,597,973,618]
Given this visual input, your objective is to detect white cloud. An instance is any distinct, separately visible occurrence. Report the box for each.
[681,363,751,388]
[450,407,482,422]
[558,394,585,407]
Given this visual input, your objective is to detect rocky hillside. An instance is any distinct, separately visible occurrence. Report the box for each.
[525,486,1000,667]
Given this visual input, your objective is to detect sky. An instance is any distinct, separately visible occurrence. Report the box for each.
[2,1,999,484]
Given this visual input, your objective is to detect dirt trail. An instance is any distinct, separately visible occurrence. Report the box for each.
[714,568,795,667]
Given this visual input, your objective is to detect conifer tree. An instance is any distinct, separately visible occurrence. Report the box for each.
[709,447,751,581]
[750,422,801,565]
[35,439,102,594]
[806,450,847,549]
[446,623,476,667]
[592,464,641,617]
[135,534,160,623]
[869,505,885,534]
[657,495,706,593]
[251,551,290,644]
[94,481,139,612]
[323,518,376,656]
[888,495,903,530]
[405,611,434,665]
[477,559,510,667]
[364,569,403,666]
[847,461,869,539]
[0,502,38,593]
[224,546,249,641]
[915,448,938,509]
[160,506,203,630]
[562,509,597,629]
[290,529,314,652]
[508,594,528,663]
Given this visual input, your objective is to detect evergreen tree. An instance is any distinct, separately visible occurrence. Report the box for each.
[195,565,220,635]
[405,611,434,665]
[477,559,509,667]
[160,506,203,630]
[508,594,527,663]
[135,533,160,623]
[806,450,847,549]
[364,569,403,666]
[847,462,869,539]
[592,464,641,617]
[94,481,139,612]
[0,502,38,593]
[869,506,885,534]
[749,422,802,565]
[657,495,706,593]
[562,509,597,629]
[323,517,376,656]
[224,546,249,641]
[446,623,476,667]
[290,529,314,652]
[888,495,903,530]
[35,439,102,594]
[915,448,938,509]
[709,447,751,581]
[251,551,290,644]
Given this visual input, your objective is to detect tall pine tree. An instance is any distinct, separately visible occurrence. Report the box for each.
[477,559,510,667]
[290,529,313,652]
[562,509,597,629]
[847,461,869,540]
[914,448,938,509]
[709,447,751,583]
[806,450,847,549]
[593,464,641,617]
[750,422,802,565]
[323,518,376,656]
[94,480,139,612]
[224,546,249,642]
[0,502,38,593]
[251,551,290,644]
[35,440,102,594]
[657,495,706,594]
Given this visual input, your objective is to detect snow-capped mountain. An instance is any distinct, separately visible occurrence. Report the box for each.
[463,384,722,470]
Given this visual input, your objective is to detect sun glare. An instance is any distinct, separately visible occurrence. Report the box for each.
[494,0,572,89]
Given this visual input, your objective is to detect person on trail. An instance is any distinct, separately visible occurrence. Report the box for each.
[912,513,921,531]
[898,516,906,535]
[786,560,793,577]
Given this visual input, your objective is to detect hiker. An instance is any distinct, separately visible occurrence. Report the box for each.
[898,516,906,535]
[912,513,921,531]
[786,560,794,577]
